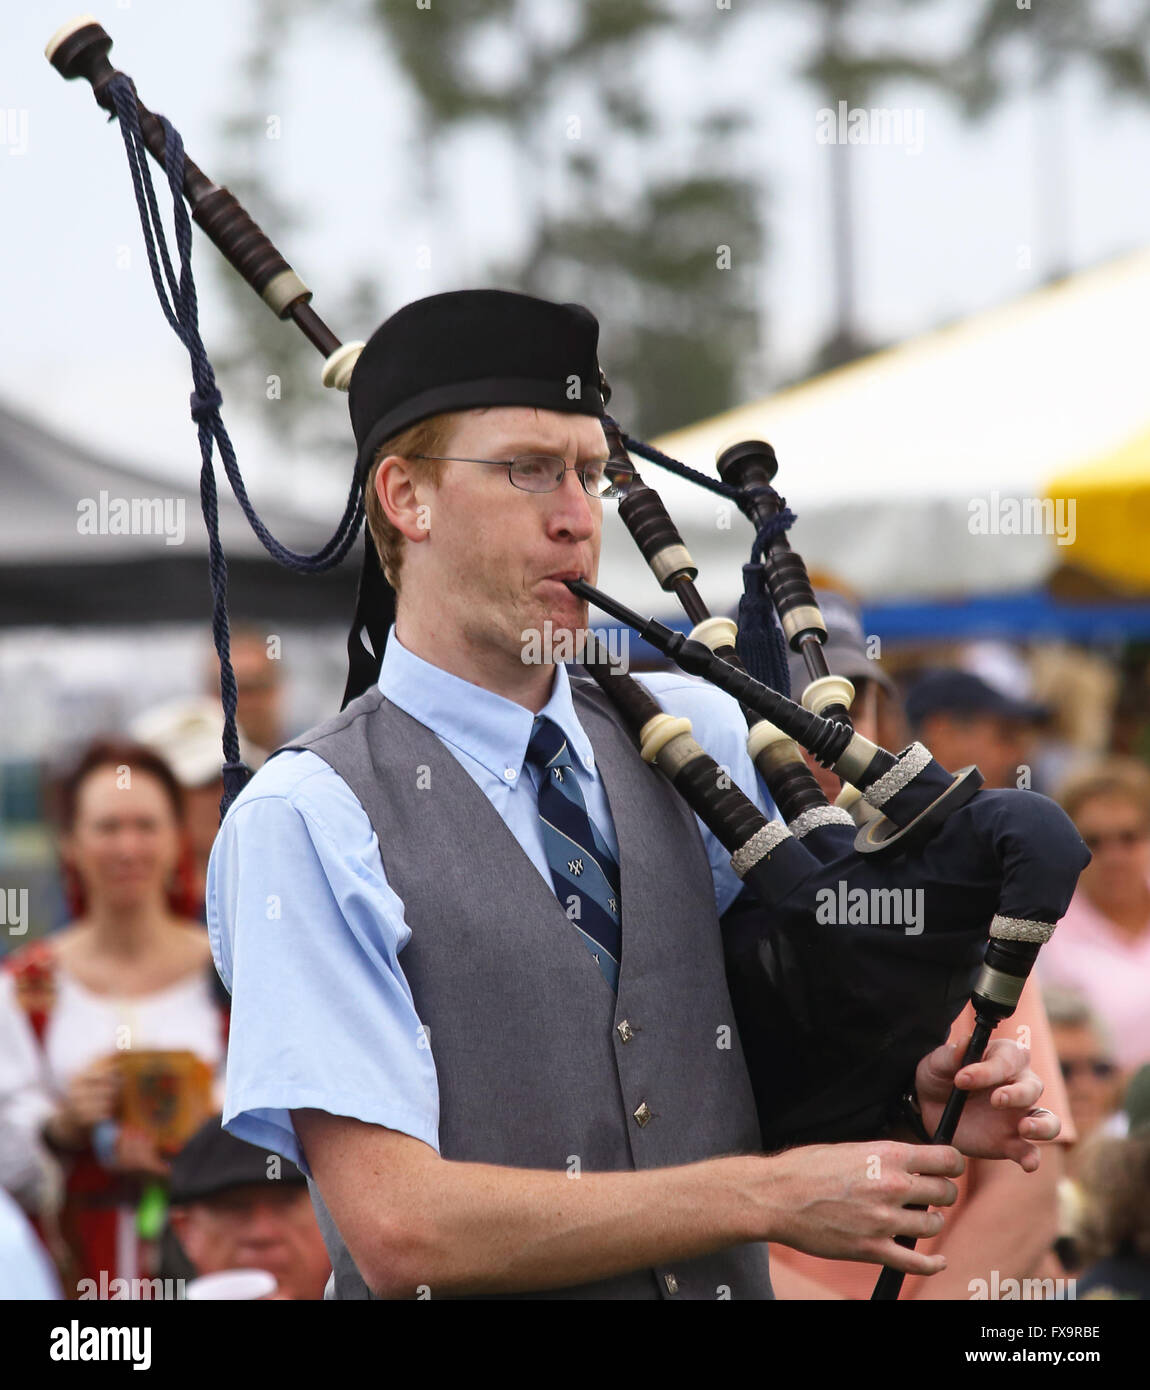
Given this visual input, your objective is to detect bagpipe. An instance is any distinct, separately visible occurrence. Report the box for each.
[47,16,1091,1299]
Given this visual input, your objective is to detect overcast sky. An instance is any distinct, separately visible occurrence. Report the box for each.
[3,0,1149,518]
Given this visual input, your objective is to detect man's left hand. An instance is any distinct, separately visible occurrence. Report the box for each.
[915,1035,1061,1169]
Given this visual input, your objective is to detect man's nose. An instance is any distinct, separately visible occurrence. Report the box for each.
[236,1204,288,1245]
[547,467,596,538]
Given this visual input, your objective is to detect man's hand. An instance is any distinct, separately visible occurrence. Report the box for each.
[761,1141,964,1276]
[915,1034,1060,1170]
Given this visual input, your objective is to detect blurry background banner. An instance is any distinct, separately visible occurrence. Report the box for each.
[0,401,357,629]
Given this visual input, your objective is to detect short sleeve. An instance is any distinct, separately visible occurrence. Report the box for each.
[206,753,440,1174]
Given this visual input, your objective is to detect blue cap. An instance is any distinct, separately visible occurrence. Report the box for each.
[905,669,1050,729]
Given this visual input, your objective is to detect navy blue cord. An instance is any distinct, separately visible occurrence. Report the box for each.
[615,418,800,561]
[751,504,797,564]
[617,426,741,499]
[614,416,801,691]
[107,75,364,816]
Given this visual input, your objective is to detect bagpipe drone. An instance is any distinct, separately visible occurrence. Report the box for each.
[46,17,1091,1300]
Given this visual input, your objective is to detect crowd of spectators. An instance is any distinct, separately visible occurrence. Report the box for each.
[1,611,1147,1300]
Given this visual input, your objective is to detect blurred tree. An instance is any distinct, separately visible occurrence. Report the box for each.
[213,0,765,444]
[795,0,1150,375]
[963,0,1150,284]
[210,5,385,460]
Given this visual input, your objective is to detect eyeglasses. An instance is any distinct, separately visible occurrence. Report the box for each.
[410,453,635,500]
[1060,1058,1117,1081]
[1080,828,1148,851]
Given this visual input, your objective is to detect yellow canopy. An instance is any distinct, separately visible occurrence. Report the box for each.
[1047,424,1150,595]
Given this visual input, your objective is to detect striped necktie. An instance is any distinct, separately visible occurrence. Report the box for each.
[525,715,622,991]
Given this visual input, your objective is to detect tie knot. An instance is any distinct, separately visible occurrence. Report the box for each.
[526,716,573,775]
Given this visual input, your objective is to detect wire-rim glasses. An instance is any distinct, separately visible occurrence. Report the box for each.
[411,453,635,500]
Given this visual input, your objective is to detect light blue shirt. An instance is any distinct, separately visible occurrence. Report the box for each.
[0,1189,62,1299]
[207,628,777,1175]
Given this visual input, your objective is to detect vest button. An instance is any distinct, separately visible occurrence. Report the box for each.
[617,1019,634,1044]
[634,1101,652,1127]
[664,1273,679,1295]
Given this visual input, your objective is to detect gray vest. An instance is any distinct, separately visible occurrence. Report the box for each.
[283,677,773,1300]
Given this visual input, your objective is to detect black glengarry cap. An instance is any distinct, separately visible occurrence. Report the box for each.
[349,289,607,484]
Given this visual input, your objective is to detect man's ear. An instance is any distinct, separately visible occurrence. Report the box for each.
[166,1207,196,1265]
[375,455,431,546]
[166,1206,206,1271]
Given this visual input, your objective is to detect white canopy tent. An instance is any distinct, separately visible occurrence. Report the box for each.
[595,247,1150,629]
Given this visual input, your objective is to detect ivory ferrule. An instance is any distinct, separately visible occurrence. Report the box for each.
[322,341,366,391]
[780,603,826,643]
[834,782,881,827]
[801,674,855,717]
[260,268,311,318]
[638,714,699,776]
[834,733,882,785]
[689,616,738,653]
[650,544,696,587]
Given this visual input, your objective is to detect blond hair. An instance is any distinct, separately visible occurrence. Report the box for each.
[1055,757,1150,828]
[363,413,466,591]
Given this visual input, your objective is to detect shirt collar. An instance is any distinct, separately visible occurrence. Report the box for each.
[378,626,596,785]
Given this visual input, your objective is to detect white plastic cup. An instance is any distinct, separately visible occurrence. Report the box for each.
[184,1268,278,1301]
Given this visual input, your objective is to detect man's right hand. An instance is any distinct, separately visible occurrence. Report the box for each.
[749,1140,963,1276]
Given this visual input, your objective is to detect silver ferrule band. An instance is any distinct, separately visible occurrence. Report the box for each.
[731,822,791,879]
[789,806,856,839]
[863,742,933,809]
[989,914,1057,944]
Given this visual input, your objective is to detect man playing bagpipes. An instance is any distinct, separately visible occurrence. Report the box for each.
[206,290,1068,1300]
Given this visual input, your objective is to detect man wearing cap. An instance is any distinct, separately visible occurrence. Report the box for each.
[207,290,1060,1300]
[167,1117,331,1301]
[905,670,1048,791]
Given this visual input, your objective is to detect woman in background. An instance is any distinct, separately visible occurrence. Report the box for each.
[1,738,226,1295]
[1041,759,1150,1072]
